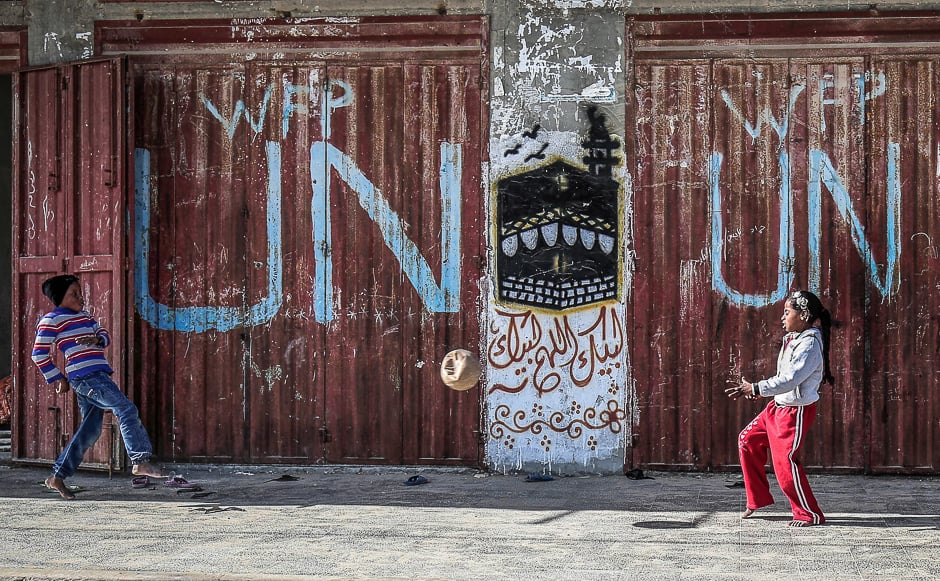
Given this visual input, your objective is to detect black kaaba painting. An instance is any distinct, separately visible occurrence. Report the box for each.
[497,107,620,310]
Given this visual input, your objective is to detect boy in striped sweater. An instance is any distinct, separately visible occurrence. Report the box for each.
[32,274,167,499]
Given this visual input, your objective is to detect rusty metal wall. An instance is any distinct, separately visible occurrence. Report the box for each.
[108,17,487,465]
[865,54,940,472]
[322,59,485,464]
[0,30,26,75]
[629,13,940,473]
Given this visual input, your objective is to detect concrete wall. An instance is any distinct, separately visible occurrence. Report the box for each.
[486,3,629,473]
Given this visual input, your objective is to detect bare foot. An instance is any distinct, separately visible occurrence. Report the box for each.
[132,462,169,478]
[741,508,756,519]
[789,520,817,527]
[45,476,76,500]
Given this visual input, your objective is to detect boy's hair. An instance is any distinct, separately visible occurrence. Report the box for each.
[41,274,80,306]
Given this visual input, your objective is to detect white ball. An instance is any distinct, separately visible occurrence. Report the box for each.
[440,349,482,391]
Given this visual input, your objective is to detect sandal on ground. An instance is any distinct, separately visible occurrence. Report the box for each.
[163,475,192,488]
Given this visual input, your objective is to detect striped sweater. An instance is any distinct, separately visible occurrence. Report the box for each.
[31,308,113,383]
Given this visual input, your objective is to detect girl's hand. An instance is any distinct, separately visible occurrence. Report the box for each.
[54,379,69,394]
[725,377,758,400]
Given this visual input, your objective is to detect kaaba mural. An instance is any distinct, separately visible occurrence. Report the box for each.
[497,107,621,310]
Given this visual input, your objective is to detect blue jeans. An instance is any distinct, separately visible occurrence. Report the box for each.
[52,371,154,478]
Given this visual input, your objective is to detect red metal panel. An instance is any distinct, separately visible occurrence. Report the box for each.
[131,65,174,460]
[71,60,130,469]
[125,18,486,466]
[13,67,64,463]
[97,17,485,55]
[399,61,485,464]
[790,58,868,471]
[631,14,940,473]
[709,59,819,470]
[320,58,485,465]
[632,11,940,53]
[322,63,406,463]
[631,60,715,469]
[866,56,940,472]
[244,62,326,463]
[13,59,128,470]
[0,29,27,74]
[133,64,255,462]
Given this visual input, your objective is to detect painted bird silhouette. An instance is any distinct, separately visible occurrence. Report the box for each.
[523,123,541,139]
[525,142,549,162]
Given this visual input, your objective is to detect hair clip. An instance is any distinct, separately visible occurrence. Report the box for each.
[791,292,809,313]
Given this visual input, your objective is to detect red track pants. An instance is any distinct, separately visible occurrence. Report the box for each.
[738,400,825,524]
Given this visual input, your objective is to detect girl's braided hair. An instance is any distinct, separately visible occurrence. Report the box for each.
[789,290,835,385]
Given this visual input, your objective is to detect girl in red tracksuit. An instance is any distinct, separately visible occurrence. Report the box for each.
[725,290,835,527]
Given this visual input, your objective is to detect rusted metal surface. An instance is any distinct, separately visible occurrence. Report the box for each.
[630,58,714,470]
[96,17,485,56]
[122,18,486,465]
[12,60,128,470]
[14,65,73,464]
[864,55,940,472]
[0,29,26,74]
[630,13,940,473]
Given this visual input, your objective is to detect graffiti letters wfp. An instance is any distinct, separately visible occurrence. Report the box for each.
[135,80,462,332]
[712,72,901,307]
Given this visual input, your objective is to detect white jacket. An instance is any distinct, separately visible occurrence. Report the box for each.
[756,327,824,407]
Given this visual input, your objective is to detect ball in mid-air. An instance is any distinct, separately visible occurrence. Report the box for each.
[440,349,482,391]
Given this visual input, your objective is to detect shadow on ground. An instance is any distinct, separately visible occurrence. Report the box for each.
[2,462,939,530]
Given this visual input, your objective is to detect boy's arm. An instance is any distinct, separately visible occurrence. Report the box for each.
[96,323,111,348]
[31,316,64,384]
[74,318,110,347]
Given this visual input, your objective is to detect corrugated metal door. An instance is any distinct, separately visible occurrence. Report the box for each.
[865,54,940,472]
[242,62,325,463]
[322,60,484,465]
[13,59,129,470]
[789,57,869,470]
[630,57,714,469]
[321,63,406,463]
[112,17,487,466]
[132,63,264,462]
[630,13,940,473]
